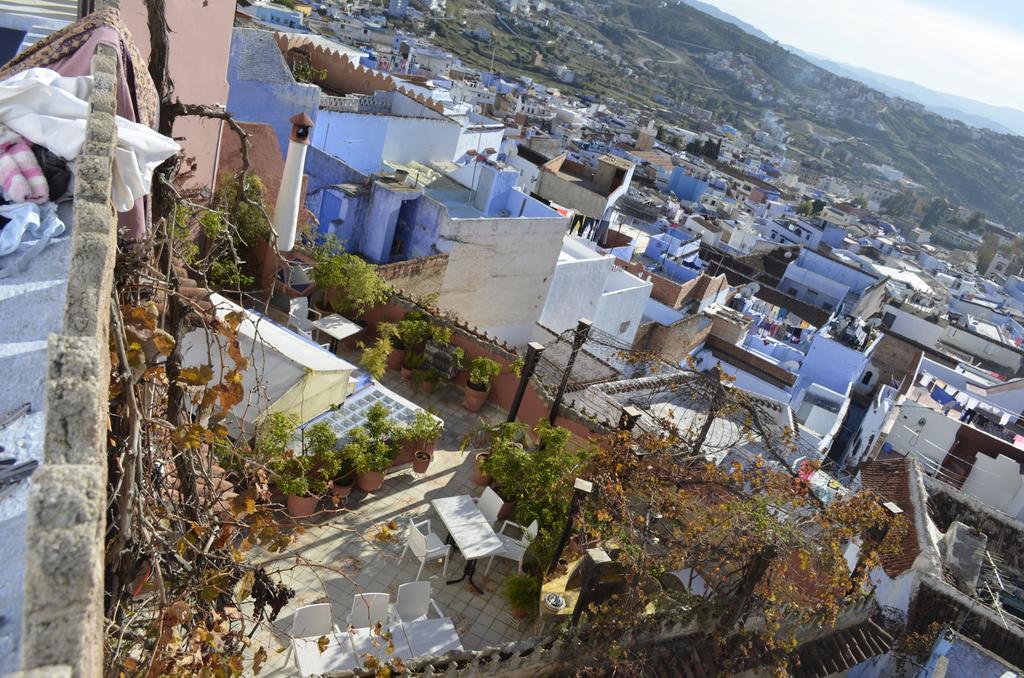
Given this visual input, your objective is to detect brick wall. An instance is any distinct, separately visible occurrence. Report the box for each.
[376,253,448,304]
[616,258,686,308]
[19,44,118,676]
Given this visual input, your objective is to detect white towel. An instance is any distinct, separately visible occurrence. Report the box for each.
[0,68,180,212]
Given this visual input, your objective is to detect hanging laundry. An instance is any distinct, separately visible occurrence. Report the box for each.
[0,201,65,277]
[0,6,158,241]
[0,126,48,203]
[0,67,179,214]
[31,145,70,201]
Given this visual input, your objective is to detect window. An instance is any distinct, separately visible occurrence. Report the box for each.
[861,371,873,386]
[788,287,798,296]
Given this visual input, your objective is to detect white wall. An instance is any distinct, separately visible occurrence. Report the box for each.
[885,306,945,349]
[794,335,866,400]
[694,349,792,402]
[886,403,958,473]
[437,210,568,346]
[942,326,1024,374]
[540,251,610,335]
[456,125,506,160]
[313,111,389,175]
[961,454,1024,515]
[383,116,462,166]
[644,298,685,325]
[593,271,653,344]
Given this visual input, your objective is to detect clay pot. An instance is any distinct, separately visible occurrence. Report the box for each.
[387,348,407,371]
[287,494,319,518]
[420,379,435,393]
[331,477,354,500]
[401,366,413,381]
[394,440,416,466]
[497,499,517,521]
[510,607,530,619]
[412,450,432,473]
[463,382,490,412]
[356,471,385,492]
[472,452,491,486]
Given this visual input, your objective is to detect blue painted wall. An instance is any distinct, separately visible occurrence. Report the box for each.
[668,167,708,202]
[226,29,321,155]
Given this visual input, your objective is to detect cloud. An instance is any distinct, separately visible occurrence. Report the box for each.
[705,0,1024,110]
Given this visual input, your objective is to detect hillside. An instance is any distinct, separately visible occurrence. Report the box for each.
[433,0,1024,225]
[594,0,1024,223]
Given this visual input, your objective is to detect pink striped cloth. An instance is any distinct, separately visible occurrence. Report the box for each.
[0,126,48,204]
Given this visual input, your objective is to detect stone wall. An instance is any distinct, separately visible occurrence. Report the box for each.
[376,253,448,303]
[19,44,118,677]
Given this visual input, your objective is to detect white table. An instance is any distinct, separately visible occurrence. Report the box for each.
[349,625,412,670]
[400,617,464,658]
[431,495,504,593]
[292,633,359,676]
[311,313,363,352]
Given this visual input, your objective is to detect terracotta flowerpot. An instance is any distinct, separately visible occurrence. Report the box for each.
[287,494,319,518]
[356,471,385,492]
[387,348,407,371]
[412,450,432,473]
[394,440,416,466]
[510,607,529,619]
[331,478,354,500]
[420,379,435,393]
[401,366,413,381]
[472,452,491,486]
[497,499,517,521]
[463,382,490,412]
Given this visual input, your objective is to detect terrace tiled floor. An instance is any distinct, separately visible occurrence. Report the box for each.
[255,370,535,677]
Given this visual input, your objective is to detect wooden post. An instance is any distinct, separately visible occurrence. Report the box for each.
[571,548,611,627]
[549,318,592,424]
[548,478,594,576]
[507,342,544,423]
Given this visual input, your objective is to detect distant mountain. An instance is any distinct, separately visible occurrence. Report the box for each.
[677,1,1024,137]
[677,0,775,44]
[794,52,1024,137]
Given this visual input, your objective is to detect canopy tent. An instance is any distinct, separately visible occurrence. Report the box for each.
[182,293,357,436]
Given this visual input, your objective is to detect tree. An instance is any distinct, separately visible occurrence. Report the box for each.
[551,368,903,674]
[978,233,1000,272]
[880,190,914,217]
[965,211,987,233]
[921,197,951,228]
[851,196,868,209]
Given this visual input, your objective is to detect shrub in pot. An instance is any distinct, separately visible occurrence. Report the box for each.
[463,356,501,412]
[349,403,401,492]
[405,410,443,472]
[330,450,357,500]
[309,238,391,318]
[401,350,424,381]
[503,574,541,618]
[268,421,340,518]
[358,334,391,380]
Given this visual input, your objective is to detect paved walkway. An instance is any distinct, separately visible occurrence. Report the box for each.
[253,370,535,677]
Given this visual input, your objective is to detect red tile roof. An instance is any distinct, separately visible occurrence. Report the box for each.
[860,459,921,577]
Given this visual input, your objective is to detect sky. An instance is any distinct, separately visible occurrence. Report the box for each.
[702,0,1024,111]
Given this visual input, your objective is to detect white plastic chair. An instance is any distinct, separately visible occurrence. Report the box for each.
[475,486,505,526]
[391,581,444,623]
[285,603,340,667]
[347,592,390,629]
[399,518,450,581]
[288,296,320,336]
[484,519,538,575]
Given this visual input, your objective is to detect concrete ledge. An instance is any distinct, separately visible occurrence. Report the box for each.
[43,336,104,466]
[20,43,119,678]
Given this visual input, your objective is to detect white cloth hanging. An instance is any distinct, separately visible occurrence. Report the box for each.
[0,68,179,211]
[0,201,65,277]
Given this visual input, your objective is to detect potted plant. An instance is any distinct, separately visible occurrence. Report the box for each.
[401,350,424,381]
[330,448,357,501]
[376,322,406,371]
[463,356,501,412]
[268,421,340,518]
[358,334,391,380]
[503,574,541,618]
[405,410,443,473]
[414,367,441,393]
[309,238,391,323]
[349,403,400,492]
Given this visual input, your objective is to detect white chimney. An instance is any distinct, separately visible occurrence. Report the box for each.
[273,112,314,252]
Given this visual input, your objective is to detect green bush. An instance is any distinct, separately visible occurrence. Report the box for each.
[310,239,391,317]
[346,403,401,473]
[268,420,340,497]
[467,356,502,390]
[503,574,541,615]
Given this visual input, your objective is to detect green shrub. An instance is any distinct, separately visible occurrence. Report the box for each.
[503,574,541,615]
[467,356,502,390]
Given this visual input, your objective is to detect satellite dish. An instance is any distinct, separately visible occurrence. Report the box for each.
[740,282,761,297]
[782,359,801,371]
[865,318,882,328]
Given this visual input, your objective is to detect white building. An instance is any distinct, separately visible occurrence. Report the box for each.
[540,235,653,343]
